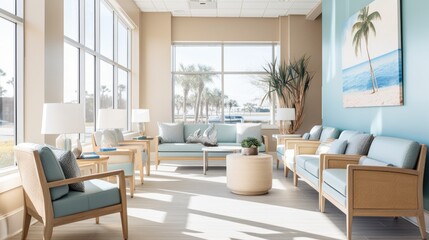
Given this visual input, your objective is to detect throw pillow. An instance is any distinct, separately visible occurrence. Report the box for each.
[186,129,202,143]
[101,129,119,147]
[236,123,262,143]
[345,133,374,155]
[114,129,124,142]
[308,125,323,140]
[328,139,348,154]
[158,122,185,143]
[51,148,85,192]
[302,133,310,140]
[35,145,69,200]
[186,127,218,146]
[315,138,334,155]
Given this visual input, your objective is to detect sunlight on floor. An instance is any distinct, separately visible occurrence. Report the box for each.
[184,213,281,240]
[187,194,344,238]
[134,192,173,202]
[127,208,167,223]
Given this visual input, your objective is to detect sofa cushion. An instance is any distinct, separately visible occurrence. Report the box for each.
[359,156,392,167]
[276,145,285,155]
[51,148,84,192]
[344,133,373,155]
[367,136,420,169]
[33,145,70,201]
[309,125,323,140]
[296,155,320,178]
[320,127,340,142]
[328,139,348,154]
[158,122,185,143]
[315,138,334,155]
[52,179,120,218]
[302,133,310,140]
[323,169,347,196]
[338,130,360,141]
[214,124,236,143]
[184,124,209,140]
[236,123,262,143]
[158,143,204,152]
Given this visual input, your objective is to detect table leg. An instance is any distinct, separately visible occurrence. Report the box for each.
[203,151,208,175]
[146,142,151,176]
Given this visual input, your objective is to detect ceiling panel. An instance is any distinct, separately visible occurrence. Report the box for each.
[133,0,321,18]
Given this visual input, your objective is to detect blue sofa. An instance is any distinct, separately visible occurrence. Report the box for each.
[154,123,268,168]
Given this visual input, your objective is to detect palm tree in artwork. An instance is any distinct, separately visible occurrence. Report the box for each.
[352,6,381,93]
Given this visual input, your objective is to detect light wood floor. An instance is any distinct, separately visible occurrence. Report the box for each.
[11,160,423,240]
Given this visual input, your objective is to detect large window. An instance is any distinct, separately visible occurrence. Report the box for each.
[64,0,131,142]
[172,43,278,125]
[0,0,23,170]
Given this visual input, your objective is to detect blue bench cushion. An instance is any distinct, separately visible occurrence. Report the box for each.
[296,155,320,178]
[276,145,285,155]
[366,136,420,169]
[308,125,323,140]
[107,163,134,176]
[323,169,347,196]
[52,179,120,218]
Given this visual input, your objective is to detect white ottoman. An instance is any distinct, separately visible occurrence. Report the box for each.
[226,153,273,195]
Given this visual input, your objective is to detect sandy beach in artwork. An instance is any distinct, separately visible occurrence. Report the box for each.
[343,85,403,107]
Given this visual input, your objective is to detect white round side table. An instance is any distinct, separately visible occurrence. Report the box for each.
[226,153,273,195]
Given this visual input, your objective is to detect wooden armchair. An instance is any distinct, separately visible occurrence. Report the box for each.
[15,144,128,240]
[320,137,427,240]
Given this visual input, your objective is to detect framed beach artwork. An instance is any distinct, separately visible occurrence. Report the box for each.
[342,0,402,108]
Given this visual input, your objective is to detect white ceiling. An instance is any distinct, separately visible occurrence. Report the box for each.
[133,0,321,18]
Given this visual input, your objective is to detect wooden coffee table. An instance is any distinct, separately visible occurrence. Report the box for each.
[201,146,241,174]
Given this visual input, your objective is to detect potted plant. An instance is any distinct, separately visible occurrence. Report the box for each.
[261,55,314,134]
[240,137,261,156]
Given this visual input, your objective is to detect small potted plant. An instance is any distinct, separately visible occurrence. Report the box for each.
[240,137,261,156]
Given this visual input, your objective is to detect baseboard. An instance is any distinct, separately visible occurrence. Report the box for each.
[404,211,429,234]
[0,207,24,240]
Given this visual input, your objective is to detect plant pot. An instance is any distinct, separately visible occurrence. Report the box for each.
[241,147,258,156]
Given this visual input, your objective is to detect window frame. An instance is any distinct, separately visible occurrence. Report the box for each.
[63,0,132,142]
[0,1,24,174]
[171,42,278,127]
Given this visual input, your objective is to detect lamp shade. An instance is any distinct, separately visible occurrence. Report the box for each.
[97,109,127,129]
[131,109,150,123]
[276,108,296,121]
[41,103,85,134]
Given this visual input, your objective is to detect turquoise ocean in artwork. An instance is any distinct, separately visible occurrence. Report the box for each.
[342,49,402,93]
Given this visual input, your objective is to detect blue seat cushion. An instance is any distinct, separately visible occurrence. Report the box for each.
[158,143,204,152]
[276,145,285,155]
[296,155,320,178]
[323,169,347,196]
[52,179,120,218]
[107,163,134,176]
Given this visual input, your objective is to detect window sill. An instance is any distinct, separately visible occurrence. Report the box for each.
[0,167,21,193]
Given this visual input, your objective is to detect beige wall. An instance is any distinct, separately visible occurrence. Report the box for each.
[288,15,323,133]
[140,13,172,136]
[141,15,322,139]
[172,17,279,42]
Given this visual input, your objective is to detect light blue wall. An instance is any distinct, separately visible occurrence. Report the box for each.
[322,0,429,209]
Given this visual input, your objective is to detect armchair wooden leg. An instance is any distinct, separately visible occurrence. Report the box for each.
[43,222,53,240]
[140,169,144,184]
[319,195,325,213]
[120,210,128,240]
[96,217,100,224]
[417,212,427,239]
[284,167,289,178]
[129,176,135,198]
[346,214,353,240]
[21,209,31,240]
[293,171,298,187]
[276,159,279,169]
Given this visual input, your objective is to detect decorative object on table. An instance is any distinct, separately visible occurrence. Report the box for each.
[41,103,85,151]
[80,152,100,159]
[71,138,82,158]
[342,0,402,107]
[240,137,261,156]
[262,56,313,134]
[276,108,295,135]
[132,109,150,136]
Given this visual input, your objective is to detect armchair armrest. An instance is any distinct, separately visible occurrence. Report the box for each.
[277,137,303,145]
[322,154,361,170]
[47,170,126,188]
[292,141,321,155]
[347,165,420,210]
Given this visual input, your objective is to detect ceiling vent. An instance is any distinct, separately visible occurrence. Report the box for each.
[188,0,217,9]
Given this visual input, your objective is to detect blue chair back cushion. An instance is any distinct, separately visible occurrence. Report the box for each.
[214,124,237,143]
[320,127,340,142]
[367,136,420,169]
[308,125,323,140]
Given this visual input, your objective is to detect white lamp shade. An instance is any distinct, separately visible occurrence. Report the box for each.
[97,109,127,129]
[131,109,150,123]
[276,108,296,121]
[41,103,85,134]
